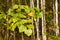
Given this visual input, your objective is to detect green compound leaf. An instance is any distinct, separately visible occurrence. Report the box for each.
[6,4,42,36]
[9,17,19,23]
[20,19,32,24]
[24,29,32,36]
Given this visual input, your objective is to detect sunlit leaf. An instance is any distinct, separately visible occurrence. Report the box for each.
[12,4,18,9]
[9,18,19,23]
[9,23,16,31]
[24,29,32,36]
[28,12,34,17]
[18,25,26,32]
[27,24,34,29]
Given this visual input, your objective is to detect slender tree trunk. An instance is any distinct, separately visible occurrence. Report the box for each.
[53,0,56,36]
[11,0,15,40]
[37,0,39,8]
[18,0,20,4]
[6,0,9,40]
[41,0,46,40]
[25,0,27,5]
[55,0,59,36]
[21,33,24,40]
[30,0,34,8]
[12,0,14,6]
[53,0,55,27]
[35,0,40,40]
[30,0,35,40]
[35,21,40,40]
[13,31,15,40]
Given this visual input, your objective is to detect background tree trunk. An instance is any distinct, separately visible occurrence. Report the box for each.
[18,0,20,4]
[30,0,35,40]
[41,0,46,40]
[11,0,16,40]
[55,0,59,36]
[35,0,40,40]
[6,0,9,40]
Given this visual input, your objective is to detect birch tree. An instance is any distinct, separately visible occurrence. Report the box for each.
[30,0,35,40]
[55,0,59,36]
[41,0,46,40]
[30,0,34,8]
[35,0,40,40]
[53,0,55,27]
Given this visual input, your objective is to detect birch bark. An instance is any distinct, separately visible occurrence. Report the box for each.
[35,0,40,40]
[30,0,35,40]
[41,0,46,40]
[55,0,59,36]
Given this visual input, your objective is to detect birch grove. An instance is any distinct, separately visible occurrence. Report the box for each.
[0,0,60,40]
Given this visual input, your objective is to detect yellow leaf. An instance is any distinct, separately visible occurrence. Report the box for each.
[28,12,34,17]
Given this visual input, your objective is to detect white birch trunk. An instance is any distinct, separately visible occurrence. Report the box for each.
[30,0,34,8]
[55,0,59,36]
[22,33,24,40]
[30,0,35,40]
[35,0,40,40]
[41,0,46,40]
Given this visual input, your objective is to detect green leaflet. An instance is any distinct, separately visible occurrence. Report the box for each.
[33,7,40,12]
[12,5,19,9]
[24,29,32,36]
[15,19,32,26]
[27,24,34,29]
[19,19,32,24]
[34,12,43,19]
[7,8,13,15]
[9,17,19,23]
[18,25,26,32]
[9,23,16,31]
[0,11,6,19]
